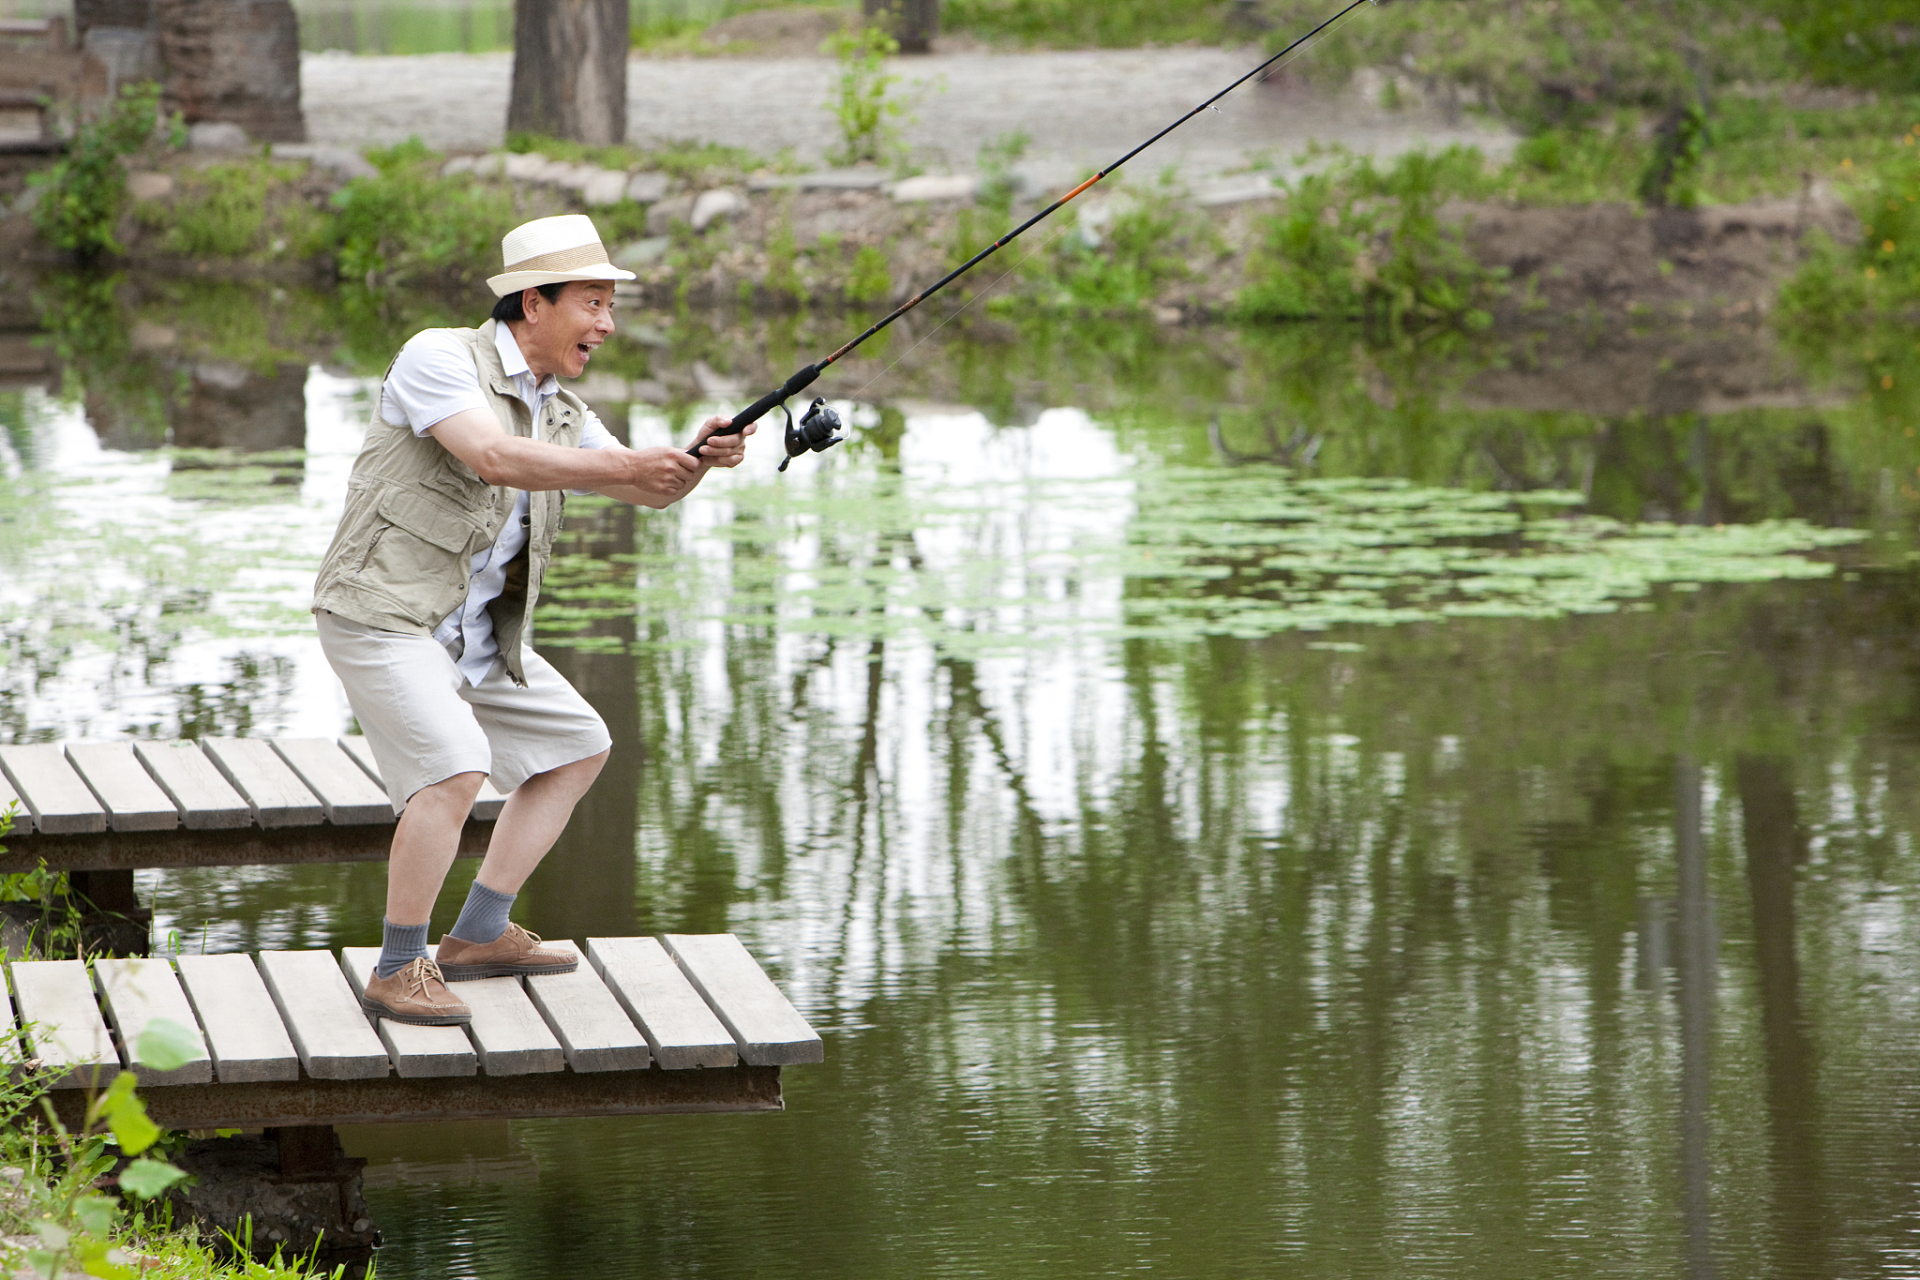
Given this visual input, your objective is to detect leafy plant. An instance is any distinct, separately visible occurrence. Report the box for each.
[1239,146,1500,328]
[824,25,905,167]
[845,242,893,304]
[155,160,290,258]
[31,83,166,258]
[1777,134,1920,328]
[1638,101,1712,209]
[325,137,517,289]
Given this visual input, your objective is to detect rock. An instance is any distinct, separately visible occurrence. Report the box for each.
[1194,174,1285,207]
[690,188,747,232]
[632,378,670,404]
[129,322,178,353]
[573,372,632,401]
[502,151,548,181]
[750,169,888,193]
[582,168,629,207]
[625,171,670,204]
[126,170,174,201]
[270,143,376,181]
[187,120,250,152]
[887,173,977,203]
[9,187,40,217]
[470,152,506,178]
[612,236,672,269]
[163,1135,376,1264]
[692,360,744,399]
[645,193,696,237]
[441,155,475,177]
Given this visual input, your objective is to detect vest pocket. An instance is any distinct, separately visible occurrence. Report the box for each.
[377,488,481,552]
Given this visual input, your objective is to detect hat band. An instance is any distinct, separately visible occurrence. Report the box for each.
[502,242,611,274]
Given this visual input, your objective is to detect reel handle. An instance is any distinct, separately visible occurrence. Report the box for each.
[688,363,823,456]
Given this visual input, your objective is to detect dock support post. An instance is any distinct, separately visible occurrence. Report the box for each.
[269,1125,339,1178]
[67,869,151,956]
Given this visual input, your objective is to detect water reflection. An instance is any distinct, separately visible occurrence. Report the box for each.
[2,278,1919,1277]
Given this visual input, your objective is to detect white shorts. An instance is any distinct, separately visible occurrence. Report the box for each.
[316,611,611,810]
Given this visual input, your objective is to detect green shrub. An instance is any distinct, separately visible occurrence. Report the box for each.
[31,83,166,258]
[1780,0,1920,92]
[159,159,291,257]
[326,137,517,288]
[824,25,905,167]
[1778,138,1920,328]
[1239,146,1500,327]
[846,242,893,304]
[945,0,1229,46]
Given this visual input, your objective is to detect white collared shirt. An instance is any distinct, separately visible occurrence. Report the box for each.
[380,323,619,686]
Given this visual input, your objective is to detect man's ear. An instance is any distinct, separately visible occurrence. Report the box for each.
[521,286,544,320]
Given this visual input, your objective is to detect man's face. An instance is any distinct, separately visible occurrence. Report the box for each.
[521,281,616,379]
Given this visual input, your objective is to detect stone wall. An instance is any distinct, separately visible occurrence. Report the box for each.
[153,0,305,142]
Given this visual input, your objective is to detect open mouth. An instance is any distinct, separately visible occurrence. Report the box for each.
[576,343,594,363]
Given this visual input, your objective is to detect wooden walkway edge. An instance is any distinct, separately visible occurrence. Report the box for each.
[9,934,822,1129]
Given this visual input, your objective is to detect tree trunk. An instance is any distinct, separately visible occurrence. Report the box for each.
[508,0,629,146]
[863,0,938,54]
[153,0,304,142]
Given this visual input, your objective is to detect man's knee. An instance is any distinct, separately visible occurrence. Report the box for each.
[411,770,488,810]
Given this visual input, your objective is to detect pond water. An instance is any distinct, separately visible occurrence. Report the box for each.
[2,286,1918,1278]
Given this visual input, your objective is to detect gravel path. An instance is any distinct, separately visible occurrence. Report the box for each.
[301,47,1515,185]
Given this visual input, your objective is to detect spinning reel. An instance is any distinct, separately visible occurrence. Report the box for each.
[776,398,846,472]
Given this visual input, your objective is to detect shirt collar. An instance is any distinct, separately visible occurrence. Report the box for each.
[495,323,559,400]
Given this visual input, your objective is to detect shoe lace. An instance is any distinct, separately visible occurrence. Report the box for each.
[505,923,544,945]
[404,957,448,1001]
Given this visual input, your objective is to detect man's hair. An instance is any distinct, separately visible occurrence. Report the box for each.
[491,281,567,324]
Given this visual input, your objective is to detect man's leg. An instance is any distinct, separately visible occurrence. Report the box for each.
[441,749,608,951]
[378,769,488,975]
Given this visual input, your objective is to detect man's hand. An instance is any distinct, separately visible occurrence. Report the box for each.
[609,446,704,508]
[689,415,754,469]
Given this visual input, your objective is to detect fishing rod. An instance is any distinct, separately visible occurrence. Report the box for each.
[690,0,1377,472]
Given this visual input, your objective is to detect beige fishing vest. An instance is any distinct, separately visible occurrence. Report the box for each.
[311,320,586,686]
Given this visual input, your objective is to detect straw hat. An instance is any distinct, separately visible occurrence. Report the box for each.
[486,214,636,297]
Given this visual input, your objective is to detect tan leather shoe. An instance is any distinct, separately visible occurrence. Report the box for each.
[360,957,471,1026]
[435,923,579,981]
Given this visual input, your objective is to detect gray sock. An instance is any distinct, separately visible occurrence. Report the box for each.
[449,879,516,945]
[375,919,428,979]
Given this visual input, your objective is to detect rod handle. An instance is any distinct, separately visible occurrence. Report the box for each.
[688,363,823,456]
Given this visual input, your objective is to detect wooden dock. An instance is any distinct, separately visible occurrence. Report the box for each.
[14,933,822,1132]
[0,737,501,872]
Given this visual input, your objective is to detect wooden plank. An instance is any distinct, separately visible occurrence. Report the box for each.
[256,951,389,1080]
[64,743,179,833]
[0,819,493,873]
[92,958,212,1086]
[200,738,322,829]
[0,745,105,835]
[663,934,824,1066]
[131,742,251,831]
[270,739,393,826]
[337,949,475,1079]
[338,735,509,821]
[10,960,118,1089]
[522,941,650,1073]
[45,1065,786,1130]
[173,953,299,1084]
[587,937,738,1069]
[456,977,565,1076]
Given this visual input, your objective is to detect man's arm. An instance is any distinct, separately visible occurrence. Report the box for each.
[427,410,749,510]
[591,416,753,506]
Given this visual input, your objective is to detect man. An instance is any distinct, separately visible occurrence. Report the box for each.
[312,214,753,1026]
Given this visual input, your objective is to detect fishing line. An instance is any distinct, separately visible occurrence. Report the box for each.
[692,0,1378,469]
[847,0,1377,403]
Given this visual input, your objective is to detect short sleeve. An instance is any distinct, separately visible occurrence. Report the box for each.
[380,330,492,434]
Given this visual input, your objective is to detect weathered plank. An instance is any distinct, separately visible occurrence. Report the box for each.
[92,958,212,1086]
[0,745,106,835]
[271,739,393,826]
[65,743,179,833]
[173,953,300,1084]
[455,976,565,1076]
[256,951,389,1080]
[338,948,476,1079]
[337,736,509,821]
[10,960,118,1089]
[522,941,650,1073]
[131,742,251,831]
[45,1065,786,1130]
[587,936,738,1069]
[663,934,824,1066]
[0,819,495,874]
[200,739,322,829]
